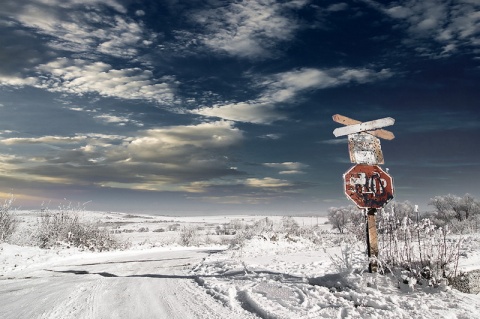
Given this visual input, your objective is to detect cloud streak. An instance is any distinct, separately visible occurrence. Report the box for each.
[192,67,392,124]
[263,162,309,174]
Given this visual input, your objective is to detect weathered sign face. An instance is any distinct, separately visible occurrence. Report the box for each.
[343,164,394,209]
[348,133,384,165]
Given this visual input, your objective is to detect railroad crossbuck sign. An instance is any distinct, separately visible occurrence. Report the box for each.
[333,114,395,165]
[332,114,395,139]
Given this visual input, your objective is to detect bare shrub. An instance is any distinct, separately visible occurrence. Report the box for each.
[179,226,200,246]
[377,203,463,286]
[230,217,333,249]
[328,206,356,234]
[281,216,300,236]
[0,197,17,243]
[34,208,121,251]
[229,217,275,249]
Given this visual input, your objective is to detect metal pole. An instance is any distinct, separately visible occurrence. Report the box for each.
[366,208,379,273]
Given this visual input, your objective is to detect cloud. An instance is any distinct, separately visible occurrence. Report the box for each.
[125,121,244,162]
[192,67,392,124]
[264,162,309,175]
[93,113,143,127]
[278,170,305,175]
[6,58,178,105]
[259,133,283,140]
[191,102,287,124]
[0,135,87,145]
[0,0,153,59]
[365,0,480,57]
[258,67,392,103]
[319,138,348,145]
[244,177,293,188]
[327,3,349,12]
[0,1,171,105]
[190,0,309,59]
[0,121,244,191]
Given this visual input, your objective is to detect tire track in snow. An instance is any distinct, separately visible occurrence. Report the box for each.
[0,248,258,319]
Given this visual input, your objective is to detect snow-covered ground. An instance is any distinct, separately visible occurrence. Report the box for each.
[1,210,480,319]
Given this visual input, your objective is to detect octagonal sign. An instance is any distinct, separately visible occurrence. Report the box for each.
[343,164,394,209]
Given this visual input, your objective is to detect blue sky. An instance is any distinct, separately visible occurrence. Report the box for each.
[0,0,479,214]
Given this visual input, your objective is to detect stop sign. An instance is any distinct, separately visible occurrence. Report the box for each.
[343,164,394,209]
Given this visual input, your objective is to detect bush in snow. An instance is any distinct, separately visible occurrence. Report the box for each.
[179,226,200,246]
[0,197,17,243]
[327,206,354,234]
[33,206,121,251]
[280,216,300,235]
[345,208,366,242]
[229,217,333,250]
[229,217,276,249]
[377,202,463,286]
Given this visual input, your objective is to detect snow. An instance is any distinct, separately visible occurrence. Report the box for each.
[1,210,480,319]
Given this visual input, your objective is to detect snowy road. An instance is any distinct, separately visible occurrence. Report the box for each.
[0,248,256,319]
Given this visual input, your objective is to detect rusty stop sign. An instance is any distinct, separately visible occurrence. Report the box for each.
[343,164,394,209]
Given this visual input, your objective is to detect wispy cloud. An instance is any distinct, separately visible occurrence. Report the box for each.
[365,0,480,57]
[191,102,287,124]
[0,135,88,145]
[190,0,309,59]
[327,3,349,12]
[263,162,309,174]
[244,177,293,188]
[319,138,348,145]
[259,133,283,140]
[192,67,392,124]
[1,58,178,105]
[93,114,144,127]
[0,0,153,59]
[0,1,172,105]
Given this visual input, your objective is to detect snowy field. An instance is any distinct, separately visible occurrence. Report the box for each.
[1,210,480,319]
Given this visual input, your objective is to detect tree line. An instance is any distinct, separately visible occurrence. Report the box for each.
[328,193,480,234]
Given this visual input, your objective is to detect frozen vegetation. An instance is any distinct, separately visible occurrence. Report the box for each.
[1,195,480,318]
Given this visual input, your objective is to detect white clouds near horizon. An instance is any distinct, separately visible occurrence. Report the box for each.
[0,121,244,190]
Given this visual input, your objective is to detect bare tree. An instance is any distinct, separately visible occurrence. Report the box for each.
[429,194,480,223]
[459,194,480,220]
[429,194,461,223]
[328,206,356,234]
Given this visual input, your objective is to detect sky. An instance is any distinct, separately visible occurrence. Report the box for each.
[0,0,479,215]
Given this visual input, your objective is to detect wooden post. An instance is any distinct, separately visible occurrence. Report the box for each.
[366,208,379,273]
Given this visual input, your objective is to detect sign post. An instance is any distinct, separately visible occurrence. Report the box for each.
[366,208,379,272]
[332,114,395,273]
